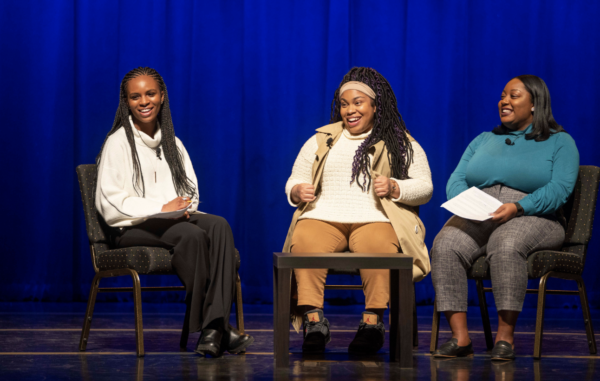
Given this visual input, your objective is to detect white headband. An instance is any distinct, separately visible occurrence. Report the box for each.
[339,81,376,100]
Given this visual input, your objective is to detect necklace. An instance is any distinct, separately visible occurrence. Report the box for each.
[134,128,162,183]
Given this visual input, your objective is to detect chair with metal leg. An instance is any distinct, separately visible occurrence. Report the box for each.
[430,165,600,359]
[76,164,245,356]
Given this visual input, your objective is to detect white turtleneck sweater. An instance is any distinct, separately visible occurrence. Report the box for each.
[96,118,199,227]
[285,129,433,224]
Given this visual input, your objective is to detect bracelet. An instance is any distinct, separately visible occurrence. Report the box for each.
[514,202,524,217]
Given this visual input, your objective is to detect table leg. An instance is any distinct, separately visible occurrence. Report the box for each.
[274,266,292,367]
[389,269,399,361]
[390,269,413,368]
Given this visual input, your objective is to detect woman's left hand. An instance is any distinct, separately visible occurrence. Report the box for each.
[374,176,400,199]
[490,203,518,223]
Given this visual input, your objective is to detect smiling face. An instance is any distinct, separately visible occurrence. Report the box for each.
[126,75,164,132]
[498,78,534,131]
[340,89,376,135]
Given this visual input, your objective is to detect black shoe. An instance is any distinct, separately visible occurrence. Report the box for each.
[302,309,331,354]
[491,341,515,361]
[195,327,223,357]
[222,325,254,354]
[348,312,385,355]
[432,338,474,358]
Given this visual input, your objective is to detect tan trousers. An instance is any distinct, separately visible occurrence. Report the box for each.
[291,219,400,309]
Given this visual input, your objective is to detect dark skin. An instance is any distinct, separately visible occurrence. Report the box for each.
[445,79,535,349]
[291,90,399,204]
[126,75,190,217]
[488,78,535,224]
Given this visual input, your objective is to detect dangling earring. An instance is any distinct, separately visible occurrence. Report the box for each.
[531,107,534,112]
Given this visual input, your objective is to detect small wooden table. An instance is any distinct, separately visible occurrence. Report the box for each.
[273,252,414,368]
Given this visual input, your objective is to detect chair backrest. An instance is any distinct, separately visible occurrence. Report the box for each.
[562,165,600,264]
[76,165,111,268]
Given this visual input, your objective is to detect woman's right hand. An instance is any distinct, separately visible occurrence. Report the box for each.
[162,197,191,212]
[291,183,316,204]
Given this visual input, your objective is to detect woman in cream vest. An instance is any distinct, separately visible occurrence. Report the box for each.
[283,67,433,355]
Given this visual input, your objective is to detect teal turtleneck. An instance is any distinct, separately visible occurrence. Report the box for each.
[446,124,579,216]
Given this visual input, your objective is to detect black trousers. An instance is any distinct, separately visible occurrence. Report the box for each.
[115,213,237,333]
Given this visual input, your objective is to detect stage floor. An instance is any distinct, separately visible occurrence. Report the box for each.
[0,303,598,380]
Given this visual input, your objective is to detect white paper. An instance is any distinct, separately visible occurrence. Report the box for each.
[441,187,504,221]
[146,202,192,219]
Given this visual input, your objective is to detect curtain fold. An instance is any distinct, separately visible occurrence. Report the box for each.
[0,0,598,307]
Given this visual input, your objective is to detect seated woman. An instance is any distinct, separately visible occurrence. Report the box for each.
[284,67,433,354]
[95,67,253,357]
[431,75,579,360]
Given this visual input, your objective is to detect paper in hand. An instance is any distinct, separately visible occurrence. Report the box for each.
[441,187,503,221]
[146,202,192,219]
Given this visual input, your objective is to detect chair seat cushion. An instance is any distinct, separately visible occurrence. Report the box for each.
[96,247,174,274]
[527,250,584,278]
[467,250,584,280]
[96,247,242,275]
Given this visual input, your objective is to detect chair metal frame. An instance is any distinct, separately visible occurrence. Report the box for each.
[430,165,599,359]
[76,164,244,357]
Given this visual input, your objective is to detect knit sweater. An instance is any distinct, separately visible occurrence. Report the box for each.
[446,124,579,216]
[285,128,433,224]
[96,119,199,227]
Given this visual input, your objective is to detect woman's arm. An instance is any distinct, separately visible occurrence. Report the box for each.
[446,133,486,200]
[95,137,164,226]
[176,138,200,213]
[390,141,433,206]
[285,135,318,207]
[517,133,579,216]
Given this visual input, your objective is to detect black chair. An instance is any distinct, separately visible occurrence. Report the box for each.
[430,165,600,359]
[76,164,245,356]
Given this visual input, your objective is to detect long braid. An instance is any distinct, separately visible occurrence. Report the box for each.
[330,67,413,191]
[96,67,197,199]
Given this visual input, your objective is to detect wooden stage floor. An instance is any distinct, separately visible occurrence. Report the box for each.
[0,303,598,380]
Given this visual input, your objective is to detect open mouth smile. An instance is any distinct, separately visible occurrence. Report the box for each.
[346,116,362,127]
[138,107,154,118]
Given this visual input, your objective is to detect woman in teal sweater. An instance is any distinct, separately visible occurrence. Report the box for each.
[431,75,579,360]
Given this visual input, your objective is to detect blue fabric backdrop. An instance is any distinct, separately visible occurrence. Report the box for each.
[1,0,599,309]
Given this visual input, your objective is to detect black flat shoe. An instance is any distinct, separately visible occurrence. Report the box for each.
[491,341,515,361]
[195,328,223,357]
[432,338,474,358]
[223,325,254,354]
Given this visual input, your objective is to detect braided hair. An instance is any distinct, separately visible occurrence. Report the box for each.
[330,67,413,191]
[96,67,197,199]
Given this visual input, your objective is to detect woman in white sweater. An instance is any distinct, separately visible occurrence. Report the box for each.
[284,67,433,355]
[95,67,253,357]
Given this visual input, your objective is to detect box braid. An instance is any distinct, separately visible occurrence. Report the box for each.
[96,67,197,199]
[330,67,414,192]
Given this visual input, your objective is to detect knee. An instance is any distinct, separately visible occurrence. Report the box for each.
[209,214,232,232]
[291,233,317,253]
[431,230,457,262]
[487,237,526,262]
[179,223,208,244]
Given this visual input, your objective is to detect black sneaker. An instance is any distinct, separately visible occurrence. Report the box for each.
[348,312,385,355]
[302,309,331,353]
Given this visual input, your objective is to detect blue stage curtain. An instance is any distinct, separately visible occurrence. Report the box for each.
[1,0,599,308]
